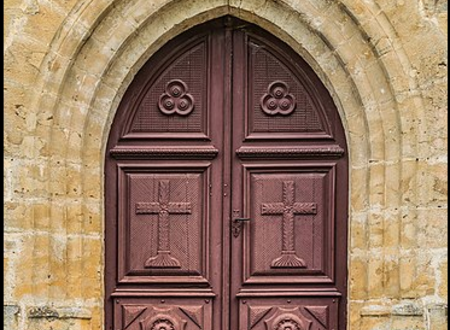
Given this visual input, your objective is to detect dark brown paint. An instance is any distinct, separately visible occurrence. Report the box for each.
[105,16,348,330]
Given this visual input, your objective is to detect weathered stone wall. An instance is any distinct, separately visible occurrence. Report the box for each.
[4,1,447,329]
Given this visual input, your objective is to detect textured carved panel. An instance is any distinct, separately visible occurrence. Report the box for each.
[241,300,337,330]
[247,37,327,137]
[250,174,322,274]
[137,180,192,268]
[118,166,209,282]
[243,165,336,283]
[129,39,208,136]
[123,306,147,329]
[304,306,328,328]
[249,307,273,329]
[179,306,203,328]
[116,301,210,330]
[261,181,317,269]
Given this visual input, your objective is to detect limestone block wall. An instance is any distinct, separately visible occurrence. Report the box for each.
[4,1,447,329]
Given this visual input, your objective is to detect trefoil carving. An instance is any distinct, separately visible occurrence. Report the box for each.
[260,81,296,116]
[158,79,195,116]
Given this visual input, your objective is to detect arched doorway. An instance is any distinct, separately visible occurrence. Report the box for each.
[105,16,348,330]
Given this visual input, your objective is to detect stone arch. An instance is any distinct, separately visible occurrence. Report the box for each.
[25,0,429,328]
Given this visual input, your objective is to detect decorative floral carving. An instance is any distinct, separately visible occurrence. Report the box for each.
[260,81,296,116]
[274,318,301,330]
[150,318,175,330]
[158,79,194,116]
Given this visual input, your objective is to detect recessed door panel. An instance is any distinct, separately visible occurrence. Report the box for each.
[123,36,211,140]
[242,164,336,284]
[114,297,214,330]
[117,163,211,284]
[238,296,340,330]
[245,35,332,140]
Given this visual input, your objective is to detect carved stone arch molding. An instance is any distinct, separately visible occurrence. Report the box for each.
[22,1,425,329]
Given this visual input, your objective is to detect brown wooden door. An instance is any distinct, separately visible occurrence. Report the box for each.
[105,17,348,330]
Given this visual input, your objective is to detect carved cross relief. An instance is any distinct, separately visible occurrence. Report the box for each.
[261,181,317,268]
[135,180,191,268]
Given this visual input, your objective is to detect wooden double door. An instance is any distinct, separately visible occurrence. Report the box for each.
[105,17,348,330]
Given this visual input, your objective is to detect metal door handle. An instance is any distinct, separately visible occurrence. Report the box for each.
[232,210,250,237]
[232,215,250,237]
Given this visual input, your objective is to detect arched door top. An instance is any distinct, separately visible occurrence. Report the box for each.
[105,17,348,330]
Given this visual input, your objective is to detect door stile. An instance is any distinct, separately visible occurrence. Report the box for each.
[230,27,247,329]
[220,18,234,330]
[207,25,229,330]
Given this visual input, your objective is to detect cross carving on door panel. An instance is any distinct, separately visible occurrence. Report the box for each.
[135,180,191,268]
[261,180,317,268]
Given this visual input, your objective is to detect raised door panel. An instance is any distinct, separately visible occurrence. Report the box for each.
[123,35,211,140]
[238,297,339,330]
[242,163,336,284]
[117,163,211,284]
[114,297,213,330]
[245,35,332,140]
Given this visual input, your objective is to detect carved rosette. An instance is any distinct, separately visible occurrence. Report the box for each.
[260,81,296,116]
[158,79,195,116]
[142,312,186,330]
[137,307,194,330]
[264,309,311,330]
[150,318,175,330]
[274,318,301,330]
